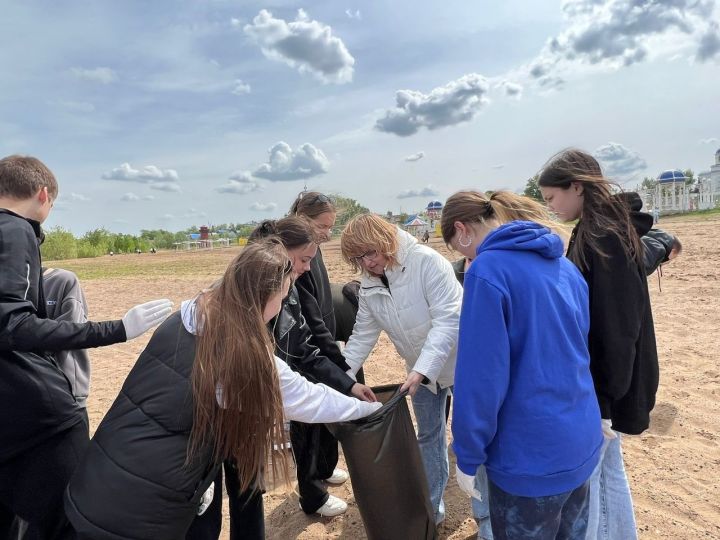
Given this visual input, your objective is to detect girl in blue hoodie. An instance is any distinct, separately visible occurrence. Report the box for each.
[441,190,603,540]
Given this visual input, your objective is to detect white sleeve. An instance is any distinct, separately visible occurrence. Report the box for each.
[414,253,463,386]
[275,356,381,422]
[341,293,382,375]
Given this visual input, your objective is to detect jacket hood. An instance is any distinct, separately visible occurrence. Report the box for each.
[395,227,419,266]
[614,192,653,236]
[477,221,563,260]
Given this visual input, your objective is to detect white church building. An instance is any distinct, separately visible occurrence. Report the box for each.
[643,148,720,214]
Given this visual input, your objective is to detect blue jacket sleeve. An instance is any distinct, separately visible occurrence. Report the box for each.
[451,273,510,476]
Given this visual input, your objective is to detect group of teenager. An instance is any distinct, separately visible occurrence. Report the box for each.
[0,149,679,539]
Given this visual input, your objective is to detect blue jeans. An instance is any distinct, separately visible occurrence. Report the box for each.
[488,479,590,540]
[585,435,637,540]
[411,384,450,524]
[472,465,493,539]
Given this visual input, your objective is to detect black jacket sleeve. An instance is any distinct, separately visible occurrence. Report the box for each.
[295,269,350,372]
[290,310,356,395]
[587,233,646,418]
[641,229,676,276]
[0,225,126,352]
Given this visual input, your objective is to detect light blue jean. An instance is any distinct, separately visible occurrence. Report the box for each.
[585,434,638,540]
[472,465,493,539]
[411,384,451,524]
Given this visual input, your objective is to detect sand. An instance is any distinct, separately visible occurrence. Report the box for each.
[73,214,719,539]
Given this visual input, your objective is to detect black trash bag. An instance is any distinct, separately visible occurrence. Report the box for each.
[327,384,438,540]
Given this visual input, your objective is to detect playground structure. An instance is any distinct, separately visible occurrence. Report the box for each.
[173,225,233,250]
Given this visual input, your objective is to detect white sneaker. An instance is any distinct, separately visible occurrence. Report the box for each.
[315,495,348,517]
[324,468,349,485]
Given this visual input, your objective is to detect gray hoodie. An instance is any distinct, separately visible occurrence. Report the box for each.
[43,268,90,407]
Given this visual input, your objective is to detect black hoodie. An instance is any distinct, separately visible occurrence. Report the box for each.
[567,192,659,435]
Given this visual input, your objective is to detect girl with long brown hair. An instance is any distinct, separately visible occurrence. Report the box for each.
[442,189,602,539]
[64,240,380,540]
[538,149,659,540]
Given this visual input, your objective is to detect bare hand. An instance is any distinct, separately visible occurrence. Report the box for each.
[351,383,378,402]
[399,370,425,396]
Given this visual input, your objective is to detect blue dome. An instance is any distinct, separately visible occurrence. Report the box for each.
[657,169,686,183]
[427,200,443,210]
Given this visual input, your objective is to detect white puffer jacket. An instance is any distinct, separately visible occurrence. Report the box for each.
[343,228,463,392]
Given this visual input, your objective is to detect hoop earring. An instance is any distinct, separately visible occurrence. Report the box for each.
[458,234,473,248]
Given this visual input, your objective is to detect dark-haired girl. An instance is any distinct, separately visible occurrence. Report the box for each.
[539,149,659,540]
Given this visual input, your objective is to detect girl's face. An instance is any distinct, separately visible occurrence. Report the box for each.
[310,211,336,243]
[287,243,318,277]
[540,183,584,222]
[263,276,291,323]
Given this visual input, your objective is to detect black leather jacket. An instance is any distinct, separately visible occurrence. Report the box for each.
[271,286,355,395]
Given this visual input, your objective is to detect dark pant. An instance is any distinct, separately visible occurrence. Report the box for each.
[290,422,339,514]
[0,417,89,540]
[186,462,265,540]
[488,479,590,540]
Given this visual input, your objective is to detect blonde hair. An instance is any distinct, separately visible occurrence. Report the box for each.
[341,213,400,273]
[440,190,567,244]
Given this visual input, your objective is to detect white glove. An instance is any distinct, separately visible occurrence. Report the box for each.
[601,418,617,440]
[122,299,173,340]
[455,465,483,501]
[197,482,215,515]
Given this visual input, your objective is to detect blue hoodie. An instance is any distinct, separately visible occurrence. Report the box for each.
[452,221,602,497]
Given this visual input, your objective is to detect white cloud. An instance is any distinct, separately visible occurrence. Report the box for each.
[217,180,261,194]
[68,192,90,201]
[405,151,425,162]
[250,202,278,212]
[232,79,251,95]
[491,164,505,170]
[531,0,719,77]
[142,195,155,201]
[230,17,244,27]
[253,142,329,181]
[102,163,179,184]
[345,9,361,20]
[150,182,182,193]
[593,142,647,178]
[375,74,490,136]
[397,185,440,199]
[160,214,175,221]
[500,81,523,98]
[243,9,355,84]
[70,67,117,84]
[699,137,719,144]
[121,192,140,202]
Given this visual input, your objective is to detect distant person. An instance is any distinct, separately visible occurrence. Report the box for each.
[652,206,660,224]
[64,241,381,539]
[0,154,172,539]
[422,230,430,243]
[539,149,659,540]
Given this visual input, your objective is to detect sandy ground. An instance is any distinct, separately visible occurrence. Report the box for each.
[68,214,719,539]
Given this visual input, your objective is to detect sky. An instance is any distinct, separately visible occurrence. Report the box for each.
[1,0,719,234]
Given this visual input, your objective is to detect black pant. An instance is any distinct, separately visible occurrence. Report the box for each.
[0,417,89,540]
[186,462,265,540]
[290,422,339,514]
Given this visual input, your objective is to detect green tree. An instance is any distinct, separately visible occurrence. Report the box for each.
[683,169,695,186]
[330,194,370,230]
[41,227,78,260]
[640,176,657,191]
[523,175,542,201]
